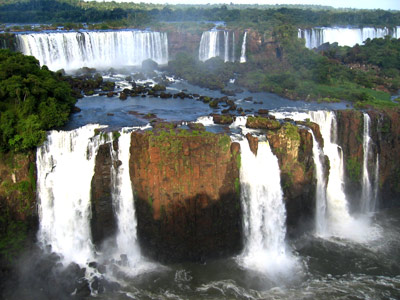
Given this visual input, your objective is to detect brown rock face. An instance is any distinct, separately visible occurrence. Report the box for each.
[336,110,364,210]
[245,133,259,156]
[367,109,400,208]
[167,31,202,60]
[90,143,117,248]
[266,123,315,235]
[0,151,37,223]
[130,128,242,262]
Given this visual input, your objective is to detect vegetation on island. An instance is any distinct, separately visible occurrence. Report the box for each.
[0,49,76,152]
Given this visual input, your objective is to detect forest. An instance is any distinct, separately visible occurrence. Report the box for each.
[0,50,76,152]
[0,0,399,27]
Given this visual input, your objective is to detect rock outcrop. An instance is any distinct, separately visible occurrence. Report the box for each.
[130,127,242,262]
[266,122,316,235]
[90,142,117,248]
[368,109,400,208]
[336,110,364,210]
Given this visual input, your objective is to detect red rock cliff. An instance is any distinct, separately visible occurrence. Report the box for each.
[129,127,242,262]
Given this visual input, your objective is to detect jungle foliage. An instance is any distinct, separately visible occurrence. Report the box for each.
[0,49,76,152]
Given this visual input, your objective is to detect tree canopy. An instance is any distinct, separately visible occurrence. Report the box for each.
[0,49,76,152]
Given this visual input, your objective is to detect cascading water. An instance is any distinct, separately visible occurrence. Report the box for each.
[36,124,105,265]
[109,129,154,276]
[308,111,354,237]
[309,129,327,235]
[240,32,247,63]
[237,138,297,276]
[199,30,245,62]
[298,26,400,49]
[361,113,379,214]
[199,30,220,62]
[16,30,169,71]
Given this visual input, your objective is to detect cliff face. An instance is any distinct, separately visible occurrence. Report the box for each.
[90,142,117,248]
[336,109,400,209]
[336,110,364,211]
[167,31,202,60]
[266,122,316,235]
[0,151,37,284]
[129,128,242,262]
[368,109,400,208]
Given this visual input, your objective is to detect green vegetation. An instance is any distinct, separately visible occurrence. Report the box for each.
[283,123,300,141]
[1,1,399,27]
[0,49,76,152]
[346,156,362,183]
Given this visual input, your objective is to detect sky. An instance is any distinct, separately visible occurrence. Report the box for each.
[106,0,400,11]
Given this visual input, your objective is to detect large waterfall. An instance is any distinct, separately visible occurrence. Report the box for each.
[16,30,169,71]
[199,30,246,63]
[36,124,105,265]
[298,26,400,49]
[36,125,149,274]
[238,139,296,275]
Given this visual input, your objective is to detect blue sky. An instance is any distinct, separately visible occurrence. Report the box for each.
[105,0,400,10]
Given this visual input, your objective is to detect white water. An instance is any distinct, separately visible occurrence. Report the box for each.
[199,30,220,62]
[240,32,247,63]
[309,129,327,234]
[238,139,296,276]
[16,30,169,71]
[361,113,373,213]
[110,129,155,276]
[36,124,105,265]
[309,111,377,241]
[298,26,400,49]
[361,113,379,214]
[199,30,246,62]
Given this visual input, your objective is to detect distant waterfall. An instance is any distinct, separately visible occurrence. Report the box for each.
[199,30,246,62]
[36,124,105,265]
[16,30,169,71]
[238,139,295,274]
[298,26,400,49]
[361,113,378,213]
[309,130,327,235]
[111,129,141,268]
[240,32,247,63]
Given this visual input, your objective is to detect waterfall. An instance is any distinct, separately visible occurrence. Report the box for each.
[199,30,245,62]
[238,139,295,275]
[240,32,247,63]
[16,30,169,71]
[199,30,220,62]
[224,31,229,62]
[298,27,400,49]
[361,113,378,213]
[36,124,105,265]
[309,130,327,235]
[309,111,373,240]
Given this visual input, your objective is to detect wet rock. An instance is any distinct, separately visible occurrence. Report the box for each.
[246,116,281,130]
[258,109,269,115]
[72,106,81,113]
[245,133,259,156]
[213,114,234,125]
[142,59,158,71]
[119,92,128,100]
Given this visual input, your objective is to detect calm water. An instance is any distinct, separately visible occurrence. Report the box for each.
[64,73,349,130]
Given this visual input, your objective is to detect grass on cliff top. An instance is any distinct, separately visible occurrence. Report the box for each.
[147,127,231,153]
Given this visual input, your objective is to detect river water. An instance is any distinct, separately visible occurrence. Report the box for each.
[93,208,400,300]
